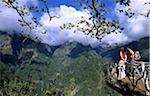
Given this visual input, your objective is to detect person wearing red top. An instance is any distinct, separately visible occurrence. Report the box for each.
[117,47,127,80]
[120,47,127,62]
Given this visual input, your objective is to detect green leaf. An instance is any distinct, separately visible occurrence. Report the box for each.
[89,5,94,9]
[100,4,105,7]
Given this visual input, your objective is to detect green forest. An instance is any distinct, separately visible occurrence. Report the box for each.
[0,32,149,96]
[0,0,150,96]
[0,33,120,96]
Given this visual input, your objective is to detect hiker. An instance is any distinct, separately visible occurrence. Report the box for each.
[127,48,143,78]
[127,48,141,62]
[134,51,141,60]
[117,47,127,80]
[120,47,127,63]
[127,48,135,64]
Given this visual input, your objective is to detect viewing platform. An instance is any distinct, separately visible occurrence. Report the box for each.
[108,61,150,96]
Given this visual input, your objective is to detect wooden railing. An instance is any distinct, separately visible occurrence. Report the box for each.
[126,61,150,95]
[109,61,150,95]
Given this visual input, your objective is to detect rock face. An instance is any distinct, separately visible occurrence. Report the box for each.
[0,33,12,55]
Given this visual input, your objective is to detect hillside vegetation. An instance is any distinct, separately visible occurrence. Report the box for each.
[0,32,149,96]
[0,32,120,96]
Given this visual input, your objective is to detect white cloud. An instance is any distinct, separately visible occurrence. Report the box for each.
[0,0,149,48]
[125,16,150,40]
[0,3,23,33]
[101,33,128,45]
[103,0,150,45]
[16,0,38,6]
[0,2,100,47]
[39,0,150,47]
[0,0,40,36]
[39,5,100,47]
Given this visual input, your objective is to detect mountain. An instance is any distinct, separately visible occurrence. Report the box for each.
[0,32,120,96]
[0,32,149,96]
[96,37,150,62]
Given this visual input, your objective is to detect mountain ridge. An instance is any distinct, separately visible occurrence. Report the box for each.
[0,31,149,96]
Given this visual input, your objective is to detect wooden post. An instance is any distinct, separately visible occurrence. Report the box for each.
[145,62,150,95]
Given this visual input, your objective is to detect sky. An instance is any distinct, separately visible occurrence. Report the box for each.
[0,0,149,47]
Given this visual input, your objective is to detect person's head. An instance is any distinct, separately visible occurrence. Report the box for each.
[135,51,140,54]
[120,47,124,51]
[134,51,140,60]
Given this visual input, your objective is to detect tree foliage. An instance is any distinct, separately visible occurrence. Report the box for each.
[61,0,150,40]
[1,0,58,42]
[0,48,118,96]
[1,0,149,41]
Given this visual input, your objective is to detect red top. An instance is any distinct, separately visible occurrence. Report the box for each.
[120,51,127,62]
